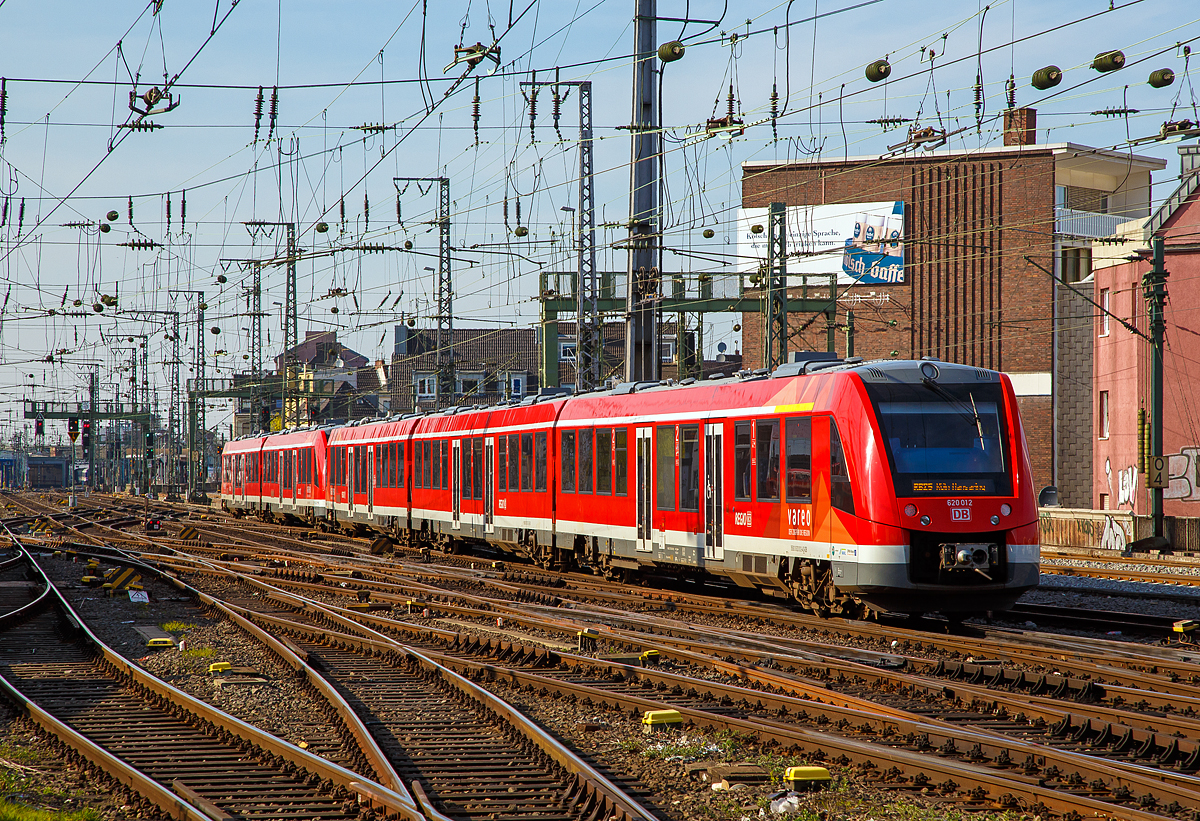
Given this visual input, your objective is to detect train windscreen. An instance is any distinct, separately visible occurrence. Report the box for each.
[864,380,1012,496]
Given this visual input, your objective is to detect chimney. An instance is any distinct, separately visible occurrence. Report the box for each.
[1003,107,1037,146]
[1181,145,1200,179]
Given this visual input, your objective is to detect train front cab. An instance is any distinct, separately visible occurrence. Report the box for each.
[221,438,265,514]
[840,362,1040,615]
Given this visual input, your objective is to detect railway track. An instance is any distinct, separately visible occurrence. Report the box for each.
[0,538,417,821]
[3,505,660,821]
[17,493,1200,819]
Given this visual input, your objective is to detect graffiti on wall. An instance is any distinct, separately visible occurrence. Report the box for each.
[1105,459,1139,509]
[1099,516,1128,551]
[1165,447,1200,502]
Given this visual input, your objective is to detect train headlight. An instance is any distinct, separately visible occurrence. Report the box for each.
[1000,503,1012,516]
[919,361,939,380]
[919,515,931,526]
[904,504,918,517]
[991,515,1000,525]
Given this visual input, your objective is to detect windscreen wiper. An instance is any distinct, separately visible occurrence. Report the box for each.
[921,378,986,448]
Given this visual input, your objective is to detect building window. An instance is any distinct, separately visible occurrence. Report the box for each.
[1062,247,1092,283]
[559,341,577,362]
[1099,391,1110,439]
[660,337,676,364]
[415,373,436,398]
[457,372,482,397]
[1099,493,1110,510]
[509,374,525,398]
[1100,288,1110,336]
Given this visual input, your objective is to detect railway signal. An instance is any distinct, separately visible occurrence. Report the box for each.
[81,420,92,458]
[67,417,79,442]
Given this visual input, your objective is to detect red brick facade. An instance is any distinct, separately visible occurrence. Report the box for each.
[741,148,1058,490]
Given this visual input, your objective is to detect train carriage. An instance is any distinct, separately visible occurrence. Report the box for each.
[220,436,265,513]
[258,429,329,523]
[221,355,1038,616]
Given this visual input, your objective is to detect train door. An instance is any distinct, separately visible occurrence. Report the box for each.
[367,445,375,519]
[282,450,292,505]
[291,450,298,504]
[451,439,462,529]
[237,455,245,503]
[704,423,724,560]
[347,447,356,515]
[635,427,653,552]
[484,437,495,534]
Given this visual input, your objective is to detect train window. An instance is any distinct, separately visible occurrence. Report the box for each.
[521,433,534,491]
[398,443,405,487]
[511,432,520,489]
[441,441,449,489]
[785,417,812,502]
[498,436,507,490]
[614,429,629,496]
[535,432,548,491]
[428,441,437,489]
[561,431,576,493]
[734,422,752,501]
[756,419,781,501]
[473,438,484,499]
[596,428,612,494]
[656,425,676,511]
[462,439,473,499]
[679,425,700,512]
[579,429,594,494]
[414,441,423,488]
[829,420,855,515]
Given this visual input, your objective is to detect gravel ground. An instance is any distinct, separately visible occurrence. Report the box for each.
[37,552,363,769]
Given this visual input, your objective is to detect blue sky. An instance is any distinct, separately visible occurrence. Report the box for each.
[0,0,1197,437]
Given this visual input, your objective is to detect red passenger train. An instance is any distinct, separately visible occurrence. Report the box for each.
[220,356,1039,616]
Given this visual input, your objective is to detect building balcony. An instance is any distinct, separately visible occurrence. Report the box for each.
[1055,206,1129,239]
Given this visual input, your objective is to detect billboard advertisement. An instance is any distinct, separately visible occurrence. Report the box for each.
[737,201,905,286]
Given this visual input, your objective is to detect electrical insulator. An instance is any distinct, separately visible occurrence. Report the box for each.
[181,189,186,232]
[339,196,346,228]
[515,197,521,227]
[528,86,538,143]
[1032,66,1061,90]
[552,85,562,141]
[0,77,6,145]
[657,41,685,62]
[17,197,24,235]
[865,59,891,83]
[128,195,134,227]
[503,197,509,229]
[472,78,481,146]
[268,86,278,141]
[769,83,779,142]
[1149,68,1175,88]
[396,194,402,224]
[364,192,370,231]
[253,86,264,142]
[1006,74,1016,109]
[166,192,171,233]
[726,84,735,122]
[1092,50,1125,73]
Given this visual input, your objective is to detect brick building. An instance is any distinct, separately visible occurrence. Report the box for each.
[1093,146,1200,515]
[740,121,1164,498]
[389,325,540,413]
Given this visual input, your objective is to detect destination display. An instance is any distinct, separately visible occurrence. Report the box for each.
[908,478,994,495]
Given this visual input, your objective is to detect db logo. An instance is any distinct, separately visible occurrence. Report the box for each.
[950,507,971,522]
